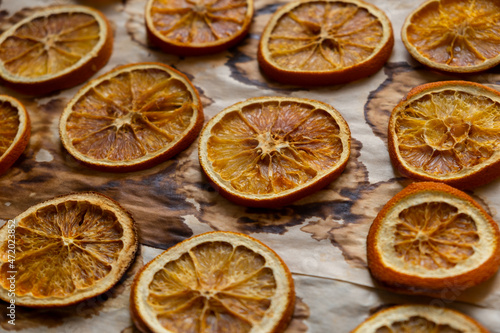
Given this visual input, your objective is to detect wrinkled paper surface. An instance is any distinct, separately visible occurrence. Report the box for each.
[0,0,499,331]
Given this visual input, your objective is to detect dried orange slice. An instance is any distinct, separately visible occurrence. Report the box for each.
[198,96,351,207]
[402,0,500,73]
[145,0,254,56]
[0,95,30,176]
[59,62,203,172]
[367,182,500,297]
[0,5,113,95]
[257,0,394,86]
[388,80,500,189]
[131,231,295,333]
[352,304,489,333]
[0,192,137,307]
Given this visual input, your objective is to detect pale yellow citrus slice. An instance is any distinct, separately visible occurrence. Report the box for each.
[388,80,500,189]
[367,182,500,297]
[0,95,30,175]
[352,305,489,333]
[402,0,500,73]
[0,5,113,95]
[198,96,351,207]
[130,231,295,333]
[145,0,254,55]
[258,0,394,85]
[0,192,137,307]
[59,62,203,172]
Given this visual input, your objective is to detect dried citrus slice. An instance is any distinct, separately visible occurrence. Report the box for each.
[257,0,394,86]
[352,304,489,333]
[59,62,203,172]
[388,80,500,189]
[0,95,30,175]
[0,5,113,95]
[0,192,137,307]
[367,182,500,297]
[131,231,295,333]
[145,0,254,56]
[198,96,351,207]
[402,0,500,73]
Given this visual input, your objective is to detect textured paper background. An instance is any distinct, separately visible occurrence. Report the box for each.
[0,0,499,331]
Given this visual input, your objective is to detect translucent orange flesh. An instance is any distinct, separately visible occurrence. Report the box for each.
[65,68,195,162]
[394,201,479,270]
[150,0,248,45]
[0,101,20,157]
[147,241,276,333]
[0,12,100,78]
[0,201,124,298]
[207,101,344,195]
[406,0,500,68]
[394,90,500,176]
[375,316,461,333]
[267,1,384,71]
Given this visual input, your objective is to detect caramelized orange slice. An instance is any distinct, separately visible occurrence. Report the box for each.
[59,62,203,172]
[130,231,295,333]
[0,5,113,95]
[388,80,500,189]
[367,182,500,297]
[0,192,137,307]
[352,305,489,333]
[402,0,500,73]
[198,96,351,207]
[258,0,394,85]
[145,0,254,55]
[0,95,30,175]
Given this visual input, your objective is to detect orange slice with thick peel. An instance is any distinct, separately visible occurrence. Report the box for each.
[0,95,30,175]
[59,62,203,172]
[198,96,351,207]
[388,80,500,189]
[0,192,137,307]
[130,231,295,333]
[257,0,394,86]
[402,0,500,73]
[367,182,500,297]
[0,5,113,95]
[145,0,254,56]
[352,304,489,333]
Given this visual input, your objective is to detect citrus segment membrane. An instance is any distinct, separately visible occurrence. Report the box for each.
[60,63,203,171]
[198,97,351,207]
[0,95,30,175]
[352,305,489,333]
[402,0,500,73]
[0,6,112,94]
[131,232,295,333]
[258,0,393,85]
[367,182,500,295]
[389,81,500,188]
[0,192,137,307]
[145,0,254,55]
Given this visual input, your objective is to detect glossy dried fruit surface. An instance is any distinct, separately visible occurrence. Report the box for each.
[352,305,488,333]
[0,5,112,95]
[0,95,30,175]
[258,0,393,85]
[388,81,500,188]
[198,96,351,207]
[367,182,500,296]
[131,231,295,333]
[402,0,500,73]
[0,192,137,307]
[145,0,254,55]
[59,62,203,172]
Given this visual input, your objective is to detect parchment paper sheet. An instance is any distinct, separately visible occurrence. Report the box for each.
[0,0,499,331]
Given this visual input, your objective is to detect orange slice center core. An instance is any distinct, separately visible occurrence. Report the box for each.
[423,117,471,151]
[394,202,479,270]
